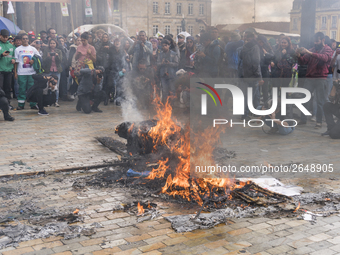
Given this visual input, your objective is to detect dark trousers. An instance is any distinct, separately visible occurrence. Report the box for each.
[0,72,12,103]
[0,96,10,119]
[301,79,328,123]
[59,69,68,99]
[76,91,106,114]
[323,102,340,139]
[29,89,56,110]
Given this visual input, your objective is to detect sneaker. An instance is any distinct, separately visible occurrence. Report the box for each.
[31,105,39,110]
[15,106,24,110]
[310,116,316,122]
[54,102,60,107]
[92,107,103,113]
[314,123,322,129]
[321,131,330,136]
[38,109,49,116]
[4,115,15,121]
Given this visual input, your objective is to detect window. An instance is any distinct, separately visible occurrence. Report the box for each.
[293,18,298,30]
[153,25,159,36]
[165,2,170,14]
[331,31,337,40]
[188,3,193,15]
[113,0,119,11]
[153,2,158,14]
[199,4,204,15]
[188,26,193,35]
[332,16,337,28]
[177,26,182,35]
[321,16,327,29]
[177,3,182,15]
[199,25,204,32]
[165,25,171,35]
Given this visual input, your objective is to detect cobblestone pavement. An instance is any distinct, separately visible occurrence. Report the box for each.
[1,172,340,255]
[1,101,340,254]
[0,101,127,176]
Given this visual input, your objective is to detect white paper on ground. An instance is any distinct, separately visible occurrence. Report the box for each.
[237,177,303,197]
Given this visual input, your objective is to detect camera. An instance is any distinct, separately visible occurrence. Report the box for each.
[50,80,56,86]
[97,73,103,79]
[50,52,56,56]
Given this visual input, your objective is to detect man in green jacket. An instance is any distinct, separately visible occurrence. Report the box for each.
[0,29,15,108]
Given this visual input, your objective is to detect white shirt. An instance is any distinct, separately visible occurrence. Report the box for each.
[15,45,40,76]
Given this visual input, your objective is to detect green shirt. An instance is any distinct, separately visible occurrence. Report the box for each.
[0,41,15,72]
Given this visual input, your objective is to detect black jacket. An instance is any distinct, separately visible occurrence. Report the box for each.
[96,42,111,69]
[26,74,49,101]
[240,39,262,79]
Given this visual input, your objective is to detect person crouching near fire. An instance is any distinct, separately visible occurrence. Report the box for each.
[75,66,106,114]
[257,99,295,135]
[26,74,58,116]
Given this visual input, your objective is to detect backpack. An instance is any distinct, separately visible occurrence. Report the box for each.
[32,54,44,74]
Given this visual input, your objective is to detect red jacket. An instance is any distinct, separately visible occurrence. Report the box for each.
[298,45,333,79]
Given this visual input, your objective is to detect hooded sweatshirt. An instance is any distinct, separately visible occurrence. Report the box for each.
[239,39,262,79]
[0,40,15,72]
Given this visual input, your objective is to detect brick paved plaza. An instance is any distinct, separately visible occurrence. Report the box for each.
[1,101,340,255]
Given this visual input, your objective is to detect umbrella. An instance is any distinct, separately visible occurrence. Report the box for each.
[0,17,21,35]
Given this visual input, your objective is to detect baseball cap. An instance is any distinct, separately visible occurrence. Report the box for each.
[28,31,35,36]
[0,29,10,37]
[178,34,185,39]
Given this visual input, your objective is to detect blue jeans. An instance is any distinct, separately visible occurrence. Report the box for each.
[300,79,328,124]
[265,121,294,135]
[160,77,175,104]
[48,72,61,102]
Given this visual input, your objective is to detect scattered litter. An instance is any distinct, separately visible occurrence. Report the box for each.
[73,209,79,214]
[90,222,104,228]
[238,177,303,197]
[10,161,26,166]
[127,169,150,177]
[0,222,96,249]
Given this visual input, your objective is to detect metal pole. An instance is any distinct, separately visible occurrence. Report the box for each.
[254,0,256,23]
[12,14,16,35]
[69,1,75,38]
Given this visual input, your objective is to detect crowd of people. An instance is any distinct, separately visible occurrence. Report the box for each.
[0,25,339,139]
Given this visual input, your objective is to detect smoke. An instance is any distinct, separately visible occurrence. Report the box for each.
[212,0,294,25]
[118,77,144,122]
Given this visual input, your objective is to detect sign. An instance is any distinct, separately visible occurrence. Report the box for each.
[7,1,15,14]
[85,0,92,17]
[60,3,69,16]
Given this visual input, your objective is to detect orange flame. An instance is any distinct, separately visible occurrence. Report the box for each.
[293,202,300,213]
[141,96,239,206]
[137,202,144,215]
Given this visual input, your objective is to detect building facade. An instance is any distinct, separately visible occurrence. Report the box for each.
[290,0,340,40]
[2,0,211,37]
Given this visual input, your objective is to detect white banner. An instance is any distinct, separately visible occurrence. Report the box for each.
[7,1,15,14]
[60,3,69,16]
